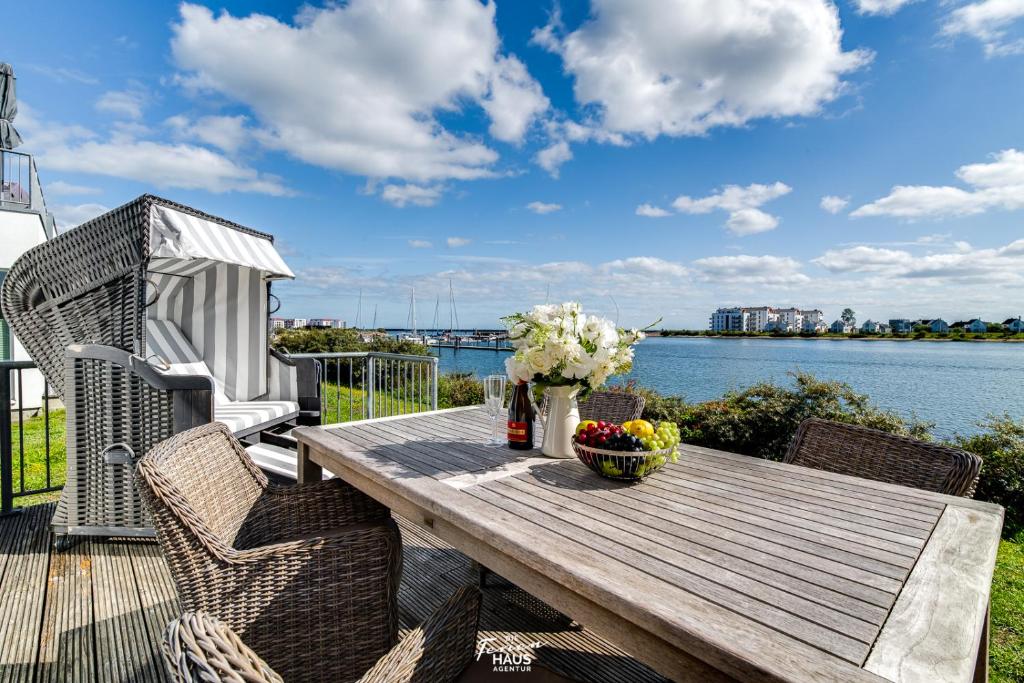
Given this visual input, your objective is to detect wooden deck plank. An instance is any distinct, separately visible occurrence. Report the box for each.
[0,504,51,683]
[127,540,180,683]
[91,540,165,682]
[36,538,94,683]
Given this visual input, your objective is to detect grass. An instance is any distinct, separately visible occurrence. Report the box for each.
[6,406,1024,676]
[993,537,1024,682]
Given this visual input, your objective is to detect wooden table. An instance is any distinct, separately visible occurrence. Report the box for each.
[294,407,1003,683]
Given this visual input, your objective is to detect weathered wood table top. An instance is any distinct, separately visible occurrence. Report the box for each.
[294,406,1003,683]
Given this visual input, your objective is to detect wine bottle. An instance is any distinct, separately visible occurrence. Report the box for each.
[507,381,535,450]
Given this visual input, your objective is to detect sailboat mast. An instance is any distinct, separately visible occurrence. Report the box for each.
[410,287,417,336]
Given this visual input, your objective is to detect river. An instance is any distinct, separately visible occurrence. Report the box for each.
[431,337,1024,437]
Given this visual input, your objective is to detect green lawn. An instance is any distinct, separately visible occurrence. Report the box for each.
[7,408,1023,676]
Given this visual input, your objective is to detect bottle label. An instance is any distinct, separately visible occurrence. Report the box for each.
[507,420,529,442]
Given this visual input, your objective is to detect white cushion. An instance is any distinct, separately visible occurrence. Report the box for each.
[214,400,299,435]
[146,319,229,405]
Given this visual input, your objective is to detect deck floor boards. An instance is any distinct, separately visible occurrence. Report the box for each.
[0,503,665,682]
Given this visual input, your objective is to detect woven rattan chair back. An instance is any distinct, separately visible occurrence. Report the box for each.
[578,391,646,423]
[784,417,982,497]
[139,422,267,548]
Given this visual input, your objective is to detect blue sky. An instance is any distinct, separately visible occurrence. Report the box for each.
[6,0,1024,328]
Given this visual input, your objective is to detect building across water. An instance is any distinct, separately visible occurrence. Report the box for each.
[710,307,826,333]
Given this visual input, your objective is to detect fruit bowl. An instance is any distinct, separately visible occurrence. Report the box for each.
[572,442,675,482]
[571,419,680,482]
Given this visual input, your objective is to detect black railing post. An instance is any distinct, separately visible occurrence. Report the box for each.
[1,366,15,516]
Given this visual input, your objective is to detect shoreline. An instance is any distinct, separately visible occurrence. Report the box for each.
[655,334,1024,343]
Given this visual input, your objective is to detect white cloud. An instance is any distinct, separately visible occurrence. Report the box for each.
[20,111,290,195]
[820,195,850,214]
[852,149,1024,219]
[46,180,101,196]
[812,239,1024,283]
[854,0,918,16]
[942,0,1024,57]
[447,237,472,247]
[671,182,792,236]
[601,257,688,278]
[526,201,562,214]
[167,114,250,153]
[95,90,146,120]
[380,183,444,208]
[534,140,572,178]
[408,239,433,249]
[534,0,870,142]
[636,203,671,218]
[51,203,110,232]
[693,254,810,285]
[171,1,548,203]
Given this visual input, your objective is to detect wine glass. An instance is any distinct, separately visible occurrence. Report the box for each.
[483,374,507,446]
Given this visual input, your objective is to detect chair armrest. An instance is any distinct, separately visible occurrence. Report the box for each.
[358,585,482,683]
[267,349,321,414]
[164,611,284,683]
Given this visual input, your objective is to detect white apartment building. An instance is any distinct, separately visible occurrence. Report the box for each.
[283,318,307,329]
[775,308,803,333]
[270,318,286,329]
[743,307,776,333]
[308,318,336,328]
[709,306,827,333]
[801,309,825,333]
[709,307,745,332]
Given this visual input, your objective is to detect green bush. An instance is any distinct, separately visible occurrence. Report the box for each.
[271,327,430,357]
[438,374,484,409]
[638,372,931,460]
[955,416,1024,539]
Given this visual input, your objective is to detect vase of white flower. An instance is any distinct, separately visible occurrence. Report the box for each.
[502,302,648,458]
[540,385,581,458]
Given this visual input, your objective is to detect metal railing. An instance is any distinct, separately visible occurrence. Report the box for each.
[288,351,439,423]
[0,150,31,206]
[2,352,439,513]
[1,361,59,515]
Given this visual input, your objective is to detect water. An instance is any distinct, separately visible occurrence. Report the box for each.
[432,337,1024,437]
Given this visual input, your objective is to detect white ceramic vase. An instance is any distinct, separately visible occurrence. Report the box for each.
[541,385,581,458]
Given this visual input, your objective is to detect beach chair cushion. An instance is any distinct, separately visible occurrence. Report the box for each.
[214,400,299,436]
[146,319,229,405]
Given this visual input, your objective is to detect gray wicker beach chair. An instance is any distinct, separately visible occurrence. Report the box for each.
[784,417,982,497]
[139,422,415,683]
[164,586,481,683]
[0,195,320,538]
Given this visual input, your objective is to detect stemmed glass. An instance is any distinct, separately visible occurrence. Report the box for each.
[483,374,507,446]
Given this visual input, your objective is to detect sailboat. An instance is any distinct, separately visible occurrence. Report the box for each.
[399,287,425,344]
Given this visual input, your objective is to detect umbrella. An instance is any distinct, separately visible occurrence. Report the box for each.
[0,62,23,150]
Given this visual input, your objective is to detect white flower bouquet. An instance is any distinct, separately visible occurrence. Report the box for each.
[502,302,646,394]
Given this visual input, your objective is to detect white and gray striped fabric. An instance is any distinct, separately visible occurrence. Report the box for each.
[214,400,298,435]
[149,204,294,279]
[266,354,299,401]
[147,263,269,402]
[145,318,229,405]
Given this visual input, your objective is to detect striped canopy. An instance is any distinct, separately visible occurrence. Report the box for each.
[148,203,294,279]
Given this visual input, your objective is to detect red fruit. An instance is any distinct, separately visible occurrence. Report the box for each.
[587,423,598,432]
[597,421,607,429]
[597,435,607,445]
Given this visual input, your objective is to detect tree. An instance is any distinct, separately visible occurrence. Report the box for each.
[841,308,856,327]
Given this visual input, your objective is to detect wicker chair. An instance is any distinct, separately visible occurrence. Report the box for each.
[539,390,646,424]
[784,417,982,497]
[164,585,481,683]
[136,422,402,683]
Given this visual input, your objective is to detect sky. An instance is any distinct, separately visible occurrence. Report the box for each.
[5,0,1024,329]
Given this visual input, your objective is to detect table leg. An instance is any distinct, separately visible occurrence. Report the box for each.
[297,443,322,485]
[973,603,990,683]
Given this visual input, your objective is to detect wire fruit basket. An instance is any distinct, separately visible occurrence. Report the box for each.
[572,442,675,482]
